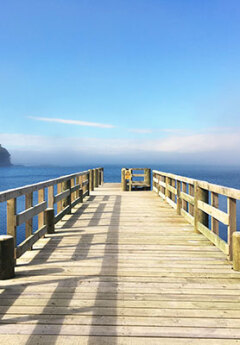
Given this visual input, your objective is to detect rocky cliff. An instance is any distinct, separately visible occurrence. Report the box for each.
[0,145,12,166]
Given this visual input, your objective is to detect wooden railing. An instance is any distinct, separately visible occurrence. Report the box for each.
[0,167,103,278]
[121,168,151,191]
[153,170,240,267]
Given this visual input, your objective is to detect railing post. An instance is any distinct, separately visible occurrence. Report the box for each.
[121,169,127,191]
[165,177,169,199]
[101,168,104,185]
[228,197,236,261]
[98,168,102,186]
[94,169,98,188]
[48,185,54,208]
[199,187,209,227]
[233,232,240,271]
[38,189,45,229]
[182,182,187,211]
[63,179,72,214]
[189,184,194,216]
[211,192,219,235]
[89,169,94,192]
[86,172,90,196]
[176,180,182,215]
[129,169,132,191]
[171,178,175,202]
[97,168,100,187]
[157,173,160,195]
[57,183,62,214]
[0,235,15,279]
[25,192,33,240]
[144,168,151,189]
[71,178,75,203]
[45,208,55,234]
[7,198,17,250]
[194,181,200,233]
[160,175,164,196]
[79,188,83,203]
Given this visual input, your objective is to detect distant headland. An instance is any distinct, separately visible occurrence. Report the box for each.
[0,144,12,166]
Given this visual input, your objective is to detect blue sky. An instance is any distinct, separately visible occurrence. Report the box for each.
[1,0,240,165]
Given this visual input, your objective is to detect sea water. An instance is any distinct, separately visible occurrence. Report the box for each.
[0,164,240,245]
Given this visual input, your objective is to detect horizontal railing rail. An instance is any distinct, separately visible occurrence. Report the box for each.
[152,170,240,265]
[0,167,104,270]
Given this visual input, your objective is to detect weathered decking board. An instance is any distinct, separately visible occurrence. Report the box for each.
[1,183,240,344]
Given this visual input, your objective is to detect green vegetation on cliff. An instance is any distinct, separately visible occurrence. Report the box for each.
[0,145,11,166]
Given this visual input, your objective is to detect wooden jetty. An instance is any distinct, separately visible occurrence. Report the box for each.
[1,167,240,344]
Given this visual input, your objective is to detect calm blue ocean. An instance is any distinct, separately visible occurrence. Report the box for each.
[0,164,240,245]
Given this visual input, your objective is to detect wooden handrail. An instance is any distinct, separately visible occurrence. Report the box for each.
[153,170,239,264]
[0,168,104,271]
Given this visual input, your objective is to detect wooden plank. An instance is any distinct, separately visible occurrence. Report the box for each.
[167,184,177,195]
[198,200,229,225]
[181,209,194,226]
[197,222,229,255]
[16,225,47,258]
[54,190,71,204]
[71,184,80,194]
[54,206,71,224]
[166,197,177,210]
[180,192,194,205]
[16,201,47,226]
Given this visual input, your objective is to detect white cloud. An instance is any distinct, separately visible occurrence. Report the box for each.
[28,116,115,129]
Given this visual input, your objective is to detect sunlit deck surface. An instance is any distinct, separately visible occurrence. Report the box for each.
[1,183,240,344]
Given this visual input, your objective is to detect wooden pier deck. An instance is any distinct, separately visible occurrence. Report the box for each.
[1,182,240,344]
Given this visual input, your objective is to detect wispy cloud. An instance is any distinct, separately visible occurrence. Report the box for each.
[28,116,115,129]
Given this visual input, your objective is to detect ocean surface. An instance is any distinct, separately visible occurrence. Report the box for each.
[0,164,240,245]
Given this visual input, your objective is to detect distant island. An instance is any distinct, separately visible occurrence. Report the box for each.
[0,144,12,166]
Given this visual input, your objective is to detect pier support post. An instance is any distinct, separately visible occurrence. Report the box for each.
[45,208,55,234]
[233,232,240,271]
[0,235,15,279]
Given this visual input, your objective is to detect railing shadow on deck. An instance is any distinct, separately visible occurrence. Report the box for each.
[0,192,121,344]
